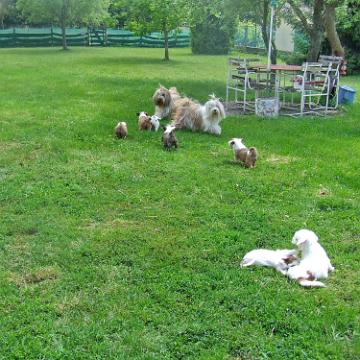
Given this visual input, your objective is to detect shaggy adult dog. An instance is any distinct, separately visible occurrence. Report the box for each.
[172,94,226,135]
[287,229,335,288]
[153,85,181,119]
[241,249,298,275]
[228,138,258,168]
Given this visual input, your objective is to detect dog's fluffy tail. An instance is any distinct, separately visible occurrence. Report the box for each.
[248,147,258,158]
[298,279,326,288]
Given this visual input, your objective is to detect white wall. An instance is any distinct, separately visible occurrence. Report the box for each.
[275,21,294,52]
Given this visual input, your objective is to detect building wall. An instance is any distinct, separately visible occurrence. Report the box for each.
[275,21,294,52]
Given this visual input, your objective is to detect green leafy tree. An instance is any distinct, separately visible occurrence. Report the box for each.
[323,0,345,57]
[284,0,346,60]
[335,0,360,72]
[225,0,279,63]
[0,0,17,28]
[108,0,129,28]
[17,0,109,50]
[122,0,185,61]
[185,0,237,55]
[284,0,324,60]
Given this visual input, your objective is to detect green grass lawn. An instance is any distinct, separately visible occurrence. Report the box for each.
[0,47,359,359]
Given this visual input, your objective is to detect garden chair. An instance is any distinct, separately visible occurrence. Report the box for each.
[226,57,259,112]
[291,62,332,116]
[318,55,343,109]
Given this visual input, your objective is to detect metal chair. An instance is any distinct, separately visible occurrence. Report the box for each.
[226,58,259,112]
[293,62,332,116]
[318,55,343,110]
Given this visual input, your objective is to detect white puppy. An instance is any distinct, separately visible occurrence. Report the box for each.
[241,249,298,275]
[150,115,161,132]
[287,229,335,288]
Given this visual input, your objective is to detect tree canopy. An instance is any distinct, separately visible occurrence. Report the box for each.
[17,0,109,49]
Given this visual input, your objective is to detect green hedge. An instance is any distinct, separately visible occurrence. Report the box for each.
[191,16,230,55]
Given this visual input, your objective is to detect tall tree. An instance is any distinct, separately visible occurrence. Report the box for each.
[184,0,237,55]
[323,0,345,57]
[334,0,360,72]
[225,0,278,63]
[122,0,185,61]
[284,0,346,60]
[286,0,325,61]
[0,0,16,28]
[17,0,109,50]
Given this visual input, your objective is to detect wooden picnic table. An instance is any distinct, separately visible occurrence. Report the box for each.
[246,64,303,101]
[249,64,302,72]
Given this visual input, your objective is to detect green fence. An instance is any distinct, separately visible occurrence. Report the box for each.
[234,24,265,50]
[0,27,191,48]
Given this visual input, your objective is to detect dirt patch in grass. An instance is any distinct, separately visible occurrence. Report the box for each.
[10,266,59,287]
[318,185,331,197]
[266,154,298,164]
[81,218,139,231]
[55,294,82,315]
[0,141,24,150]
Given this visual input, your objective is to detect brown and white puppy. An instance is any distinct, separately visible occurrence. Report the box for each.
[172,94,226,135]
[228,138,258,168]
[150,115,161,132]
[137,111,152,131]
[162,124,178,151]
[153,85,181,119]
[114,121,128,139]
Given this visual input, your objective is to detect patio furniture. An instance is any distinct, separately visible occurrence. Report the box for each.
[318,55,343,109]
[295,62,332,116]
[226,57,260,112]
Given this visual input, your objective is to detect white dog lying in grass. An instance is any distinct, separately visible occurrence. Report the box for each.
[241,249,298,275]
[287,229,335,288]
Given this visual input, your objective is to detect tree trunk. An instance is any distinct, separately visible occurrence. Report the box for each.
[61,23,68,50]
[163,26,169,61]
[260,0,269,48]
[60,1,68,50]
[323,4,345,57]
[306,0,324,61]
[288,0,325,61]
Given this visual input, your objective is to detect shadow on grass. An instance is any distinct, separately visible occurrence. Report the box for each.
[1,47,73,56]
[82,54,182,67]
[95,76,226,103]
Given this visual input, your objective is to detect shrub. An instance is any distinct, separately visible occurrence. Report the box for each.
[191,15,230,55]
